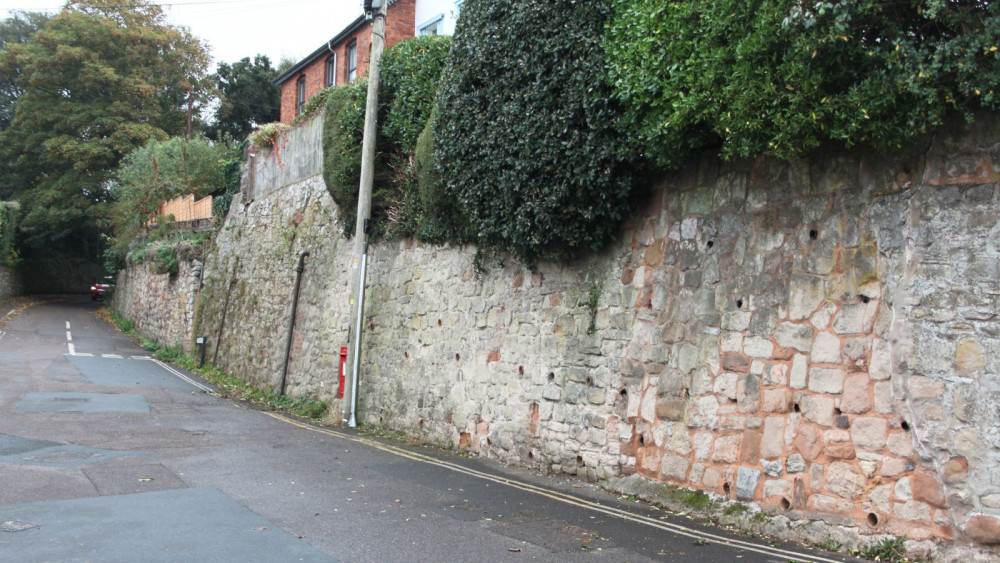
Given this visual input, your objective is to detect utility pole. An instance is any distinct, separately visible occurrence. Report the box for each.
[344,0,388,428]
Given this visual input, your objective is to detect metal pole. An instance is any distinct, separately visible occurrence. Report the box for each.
[280,250,309,396]
[343,1,388,426]
[348,239,368,428]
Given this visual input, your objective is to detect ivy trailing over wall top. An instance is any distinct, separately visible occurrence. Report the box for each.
[605,0,1000,167]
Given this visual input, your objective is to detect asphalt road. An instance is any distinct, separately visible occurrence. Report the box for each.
[0,298,860,562]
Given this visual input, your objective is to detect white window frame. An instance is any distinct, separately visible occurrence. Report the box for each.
[346,41,358,83]
[418,14,444,36]
[325,53,338,88]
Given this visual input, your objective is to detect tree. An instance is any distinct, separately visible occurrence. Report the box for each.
[207,55,280,142]
[0,0,210,258]
[0,11,50,134]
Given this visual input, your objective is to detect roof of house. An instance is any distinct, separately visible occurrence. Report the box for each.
[272,13,368,87]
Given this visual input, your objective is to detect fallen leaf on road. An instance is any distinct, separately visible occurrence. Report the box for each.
[138,478,153,482]
[508,548,522,553]
[252,527,267,532]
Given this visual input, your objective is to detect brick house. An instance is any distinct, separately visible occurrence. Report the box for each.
[274,0,462,124]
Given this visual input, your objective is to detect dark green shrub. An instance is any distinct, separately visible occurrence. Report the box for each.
[381,35,452,154]
[434,0,645,265]
[412,112,470,243]
[321,80,395,236]
[605,0,1000,167]
[0,201,19,266]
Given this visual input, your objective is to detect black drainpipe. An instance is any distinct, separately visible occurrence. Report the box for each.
[280,250,310,396]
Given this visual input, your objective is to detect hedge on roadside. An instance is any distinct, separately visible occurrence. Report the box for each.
[433,0,645,265]
[604,0,1000,167]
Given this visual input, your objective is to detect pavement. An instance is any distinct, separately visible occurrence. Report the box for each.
[0,297,862,562]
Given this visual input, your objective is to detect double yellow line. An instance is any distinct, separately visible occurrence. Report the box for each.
[266,412,843,563]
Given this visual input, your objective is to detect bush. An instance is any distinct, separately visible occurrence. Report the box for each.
[605,0,1000,167]
[381,35,452,155]
[411,112,470,243]
[321,80,395,236]
[0,201,19,266]
[434,0,645,265]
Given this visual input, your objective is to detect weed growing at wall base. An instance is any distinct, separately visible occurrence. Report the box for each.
[105,310,327,420]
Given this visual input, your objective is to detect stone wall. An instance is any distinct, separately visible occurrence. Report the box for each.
[115,114,1000,556]
[0,265,19,299]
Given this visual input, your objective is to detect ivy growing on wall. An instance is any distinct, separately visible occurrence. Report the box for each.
[433,0,645,265]
[604,0,1000,167]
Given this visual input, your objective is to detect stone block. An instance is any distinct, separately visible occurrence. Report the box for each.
[833,303,867,334]
[810,463,825,491]
[714,372,739,400]
[826,461,866,499]
[661,454,691,481]
[722,353,749,373]
[736,374,760,414]
[873,381,893,414]
[808,367,845,394]
[966,515,1000,544]
[886,432,913,458]
[894,500,932,523]
[693,432,713,461]
[656,397,687,422]
[720,332,743,353]
[737,467,761,500]
[870,482,893,514]
[744,336,774,358]
[761,417,787,459]
[763,478,792,498]
[894,477,912,501]
[786,454,806,474]
[763,363,788,386]
[943,456,969,483]
[800,395,835,426]
[881,457,907,477]
[788,274,825,320]
[762,459,784,477]
[869,338,891,380]
[841,374,871,414]
[955,338,986,375]
[761,388,790,413]
[740,429,762,463]
[811,332,841,364]
[911,470,946,508]
[775,322,814,352]
[823,444,856,459]
[811,302,837,330]
[851,417,887,452]
[907,376,945,399]
[790,354,808,389]
[702,467,721,489]
[722,310,752,332]
[713,434,741,463]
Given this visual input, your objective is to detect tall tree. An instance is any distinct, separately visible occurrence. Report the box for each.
[0,0,210,256]
[0,11,50,134]
[207,55,280,142]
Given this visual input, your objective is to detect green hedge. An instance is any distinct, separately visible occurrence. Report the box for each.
[0,201,18,266]
[605,0,1000,167]
[322,36,453,238]
[433,0,645,264]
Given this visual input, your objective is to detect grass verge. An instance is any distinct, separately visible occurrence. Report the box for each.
[104,308,327,421]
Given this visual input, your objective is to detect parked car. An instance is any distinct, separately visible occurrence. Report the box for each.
[90,276,114,300]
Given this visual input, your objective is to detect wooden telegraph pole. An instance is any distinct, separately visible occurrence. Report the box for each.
[344,0,388,428]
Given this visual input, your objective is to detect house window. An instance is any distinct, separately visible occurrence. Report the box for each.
[346,40,357,83]
[419,14,444,36]
[296,75,306,116]
[325,54,337,88]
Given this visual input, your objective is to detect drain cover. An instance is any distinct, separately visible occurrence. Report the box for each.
[1,520,38,533]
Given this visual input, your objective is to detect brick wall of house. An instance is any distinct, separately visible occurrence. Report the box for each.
[278,0,416,124]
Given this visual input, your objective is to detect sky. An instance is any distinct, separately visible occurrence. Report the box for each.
[0,0,364,68]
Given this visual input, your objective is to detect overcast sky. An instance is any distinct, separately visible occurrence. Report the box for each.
[0,0,363,68]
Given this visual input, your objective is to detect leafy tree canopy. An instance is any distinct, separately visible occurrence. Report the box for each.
[0,0,210,254]
[0,11,50,135]
[207,54,280,142]
[605,0,1000,167]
